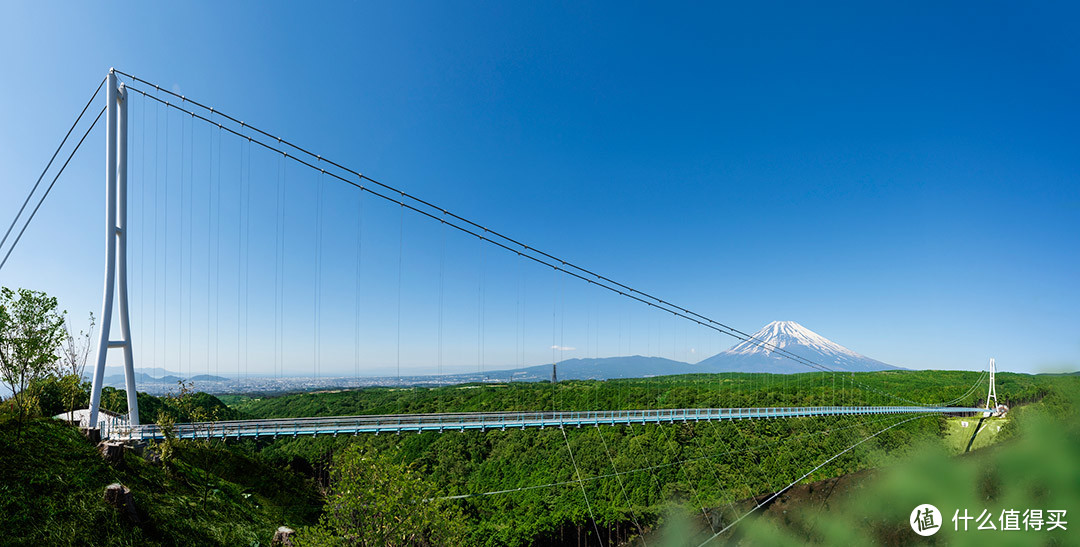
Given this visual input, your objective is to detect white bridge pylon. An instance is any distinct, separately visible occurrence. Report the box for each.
[88,69,138,428]
[984,358,1007,418]
[78,68,1003,433]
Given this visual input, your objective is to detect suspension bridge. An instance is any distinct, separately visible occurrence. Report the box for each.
[2,69,1005,543]
[105,405,982,441]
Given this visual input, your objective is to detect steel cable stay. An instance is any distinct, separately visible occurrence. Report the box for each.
[105,75,989,538]
[774,400,837,503]
[625,421,671,509]
[118,73,996,418]
[237,145,252,379]
[123,102,883,403]
[695,413,931,546]
[314,168,324,380]
[431,412,904,501]
[478,230,485,378]
[726,412,782,512]
[593,424,649,546]
[721,413,782,519]
[700,417,759,529]
[178,110,186,384]
[178,105,186,382]
[205,119,214,380]
[397,193,404,382]
[355,180,365,384]
[214,123,223,379]
[277,148,287,378]
[0,77,106,267]
[937,367,989,407]
[163,103,171,388]
[112,70,834,369]
[562,426,607,547]
[15,72,1006,545]
[139,92,148,375]
[0,104,107,273]
[686,421,738,532]
[115,74,940,408]
[188,110,196,381]
[657,420,719,535]
[178,108,186,384]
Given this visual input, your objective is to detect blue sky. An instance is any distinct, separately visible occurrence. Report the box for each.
[0,2,1077,376]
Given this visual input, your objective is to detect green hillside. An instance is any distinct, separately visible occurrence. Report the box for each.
[230,369,1049,418]
[0,398,320,546]
[231,370,1059,545]
[2,370,1072,545]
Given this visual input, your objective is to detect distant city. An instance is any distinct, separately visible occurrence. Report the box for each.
[95,370,552,396]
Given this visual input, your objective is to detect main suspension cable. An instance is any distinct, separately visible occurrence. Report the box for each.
[0,104,107,272]
[119,77,933,405]
[0,77,105,257]
[111,72,840,369]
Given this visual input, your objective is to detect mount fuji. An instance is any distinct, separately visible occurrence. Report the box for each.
[696,320,902,374]
[474,320,901,381]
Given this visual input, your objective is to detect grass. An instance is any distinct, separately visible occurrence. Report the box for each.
[942,415,1009,454]
[0,415,321,546]
[727,375,1080,545]
[5,371,1073,544]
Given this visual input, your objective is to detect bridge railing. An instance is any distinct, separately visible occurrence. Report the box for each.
[101,405,986,441]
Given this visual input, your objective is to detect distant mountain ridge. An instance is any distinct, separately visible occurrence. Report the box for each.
[472,321,901,381]
[86,367,231,389]
[485,355,700,381]
[76,321,900,388]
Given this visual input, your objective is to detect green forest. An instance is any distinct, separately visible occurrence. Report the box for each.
[3,367,1076,545]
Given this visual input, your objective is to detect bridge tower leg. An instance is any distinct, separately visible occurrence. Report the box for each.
[88,69,138,429]
[984,358,998,410]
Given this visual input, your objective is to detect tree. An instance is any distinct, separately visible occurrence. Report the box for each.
[58,312,94,422]
[299,445,464,546]
[0,287,66,434]
[153,380,228,496]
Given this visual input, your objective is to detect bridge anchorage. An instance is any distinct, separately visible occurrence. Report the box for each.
[73,69,999,441]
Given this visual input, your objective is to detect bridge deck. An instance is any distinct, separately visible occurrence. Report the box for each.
[103,405,986,441]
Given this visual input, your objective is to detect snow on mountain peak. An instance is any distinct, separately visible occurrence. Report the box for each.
[696,320,901,373]
[724,320,864,359]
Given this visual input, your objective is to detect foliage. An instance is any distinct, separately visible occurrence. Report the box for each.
[0,416,322,546]
[239,369,1060,546]
[732,375,1080,545]
[298,445,465,546]
[3,365,1073,545]
[155,381,232,502]
[99,383,241,423]
[232,369,1050,420]
[58,311,95,420]
[0,287,66,431]
[31,373,90,417]
[23,375,239,425]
